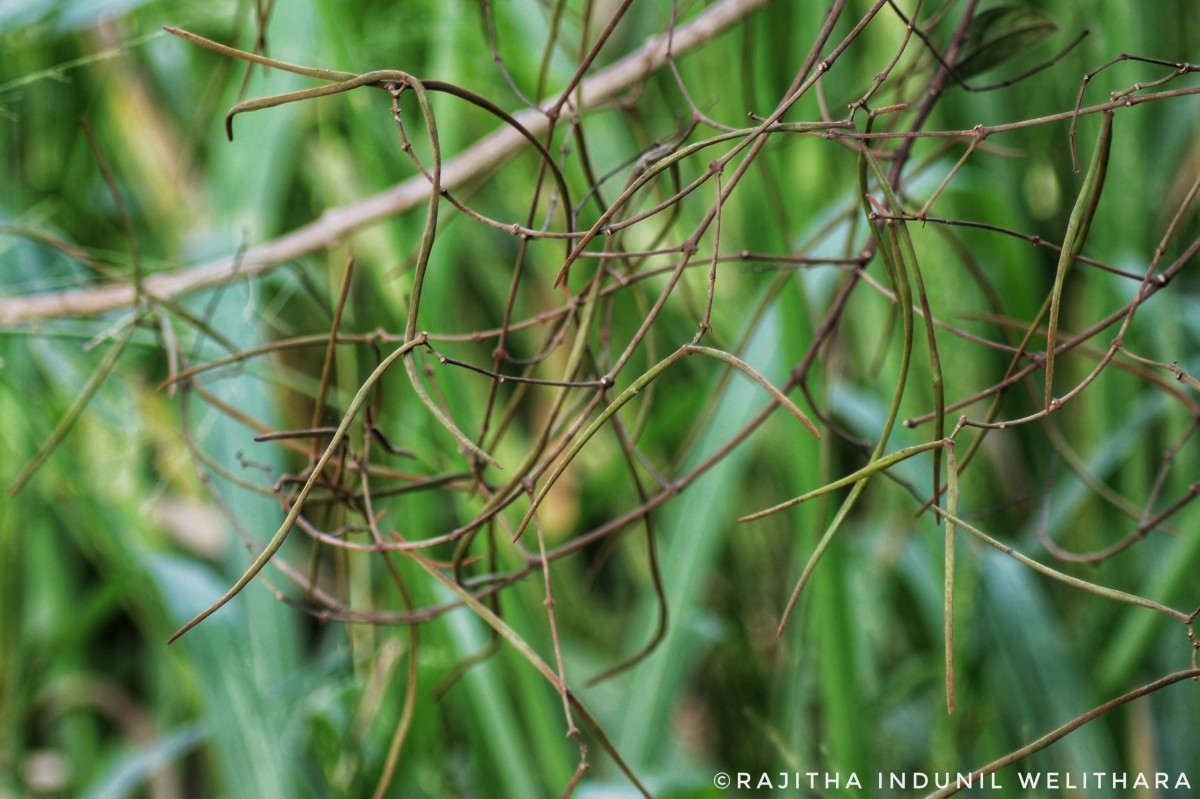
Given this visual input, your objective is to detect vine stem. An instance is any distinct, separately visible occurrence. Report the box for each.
[921,669,1200,799]
[0,0,772,324]
[168,336,426,643]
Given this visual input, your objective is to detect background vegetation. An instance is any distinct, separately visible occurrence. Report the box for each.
[2,1,1198,797]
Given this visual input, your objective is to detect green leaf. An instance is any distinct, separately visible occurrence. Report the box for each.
[80,725,206,799]
[954,6,1059,79]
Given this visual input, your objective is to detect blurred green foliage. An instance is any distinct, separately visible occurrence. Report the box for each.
[2,1,1199,798]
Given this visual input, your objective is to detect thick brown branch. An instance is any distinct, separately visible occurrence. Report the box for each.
[0,0,770,324]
